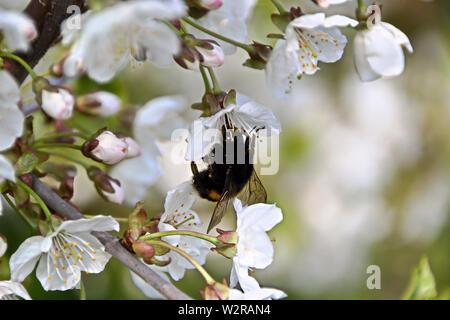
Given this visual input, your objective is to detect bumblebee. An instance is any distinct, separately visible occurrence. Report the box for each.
[191,123,267,232]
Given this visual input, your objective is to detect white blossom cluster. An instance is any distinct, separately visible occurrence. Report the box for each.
[0,0,421,301]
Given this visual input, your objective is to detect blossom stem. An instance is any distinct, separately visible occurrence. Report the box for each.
[140,230,222,246]
[2,193,37,231]
[79,280,86,300]
[269,0,287,14]
[145,239,216,285]
[199,65,212,93]
[356,0,367,21]
[182,18,255,55]
[36,150,92,169]
[0,52,38,80]
[33,143,82,151]
[33,132,91,143]
[207,67,222,94]
[15,178,53,224]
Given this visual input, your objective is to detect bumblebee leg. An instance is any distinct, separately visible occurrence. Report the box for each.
[190,161,199,176]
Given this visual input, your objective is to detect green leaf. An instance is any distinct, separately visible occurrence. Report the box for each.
[402,256,437,300]
[15,152,39,175]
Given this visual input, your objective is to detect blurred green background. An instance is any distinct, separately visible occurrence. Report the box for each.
[1,0,449,299]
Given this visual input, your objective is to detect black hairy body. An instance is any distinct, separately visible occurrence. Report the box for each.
[191,125,266,232]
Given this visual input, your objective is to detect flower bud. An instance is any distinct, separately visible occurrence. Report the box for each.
[197,0,223,10]
[187,0,223,19]
[175,36,225,70]
[132,241,155,260]
[32,77,75,120]
[196,40,224,68]
[201,278,230,300]
[128,201,147,240]
[216,229,238,244]
[75,91,121,117]
[83,131,128,164]
[58,176,75,201]
[87,166,124,204]
[174,41,200,71]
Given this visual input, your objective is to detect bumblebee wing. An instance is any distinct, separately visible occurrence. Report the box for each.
[207,190,233,233]
[239,170,267,206]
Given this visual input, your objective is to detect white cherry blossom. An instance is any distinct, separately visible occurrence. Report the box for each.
[111,96,187,205]
[229,199,283,290]
[188,0,256,55]
[0,7,37,52]
[157,182,209,281]
[130,182,209,298]
[186,93,281,161]
[63,0,186,82]
[9,215,119,291]
[354,22,413,81]
[0,281,32,300]
[266,13,358,99]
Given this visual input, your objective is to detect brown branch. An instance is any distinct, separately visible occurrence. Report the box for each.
[8,0,192,300]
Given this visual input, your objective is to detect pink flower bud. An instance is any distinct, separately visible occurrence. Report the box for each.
[201,278,230,300]
[102,178,124,204]
[90,131,128,164]
[76,91,121,117]
[197,41,224,68]
[132,241,155,260]
[198,0,223,10]
[121,137,142,159]
[41,88,74,120]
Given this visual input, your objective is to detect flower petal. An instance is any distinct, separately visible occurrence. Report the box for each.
[0,155,15,181]
[323,15,359,28]
[130,267,169,299]
[290,13,326,30]
[233,101,282,135]
[36,252,81,291]
[63,232,112,274]
[56,215,119,234]
[0,71,24,151]
[363,25,405,78]
[0,10,37,52]
[353,31,381,81]
[10,236,45,282]
[381,22,413,53]
[236,201,283,232]
[0,281,32,300]
[265,40,301,100]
